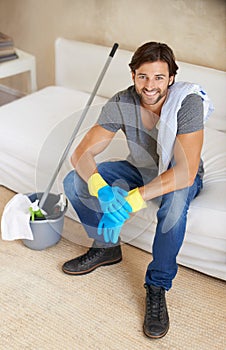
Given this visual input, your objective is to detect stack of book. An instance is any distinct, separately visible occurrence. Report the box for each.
[0,32,18,63]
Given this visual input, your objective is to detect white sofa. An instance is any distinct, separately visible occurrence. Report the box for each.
[0,38,225,281]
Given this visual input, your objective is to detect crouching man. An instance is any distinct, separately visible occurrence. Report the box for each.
[62,41,213,338]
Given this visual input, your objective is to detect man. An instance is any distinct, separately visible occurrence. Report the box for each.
[62,42,213,338]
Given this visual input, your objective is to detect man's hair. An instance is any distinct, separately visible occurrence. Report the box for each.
[129,42,178,82]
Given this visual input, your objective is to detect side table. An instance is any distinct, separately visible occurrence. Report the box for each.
[0,48,37,93]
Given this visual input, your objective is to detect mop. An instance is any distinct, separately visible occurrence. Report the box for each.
[1,43,119,241]
[37,42,119,213]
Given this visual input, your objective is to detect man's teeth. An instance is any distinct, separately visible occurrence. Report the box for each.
[144,90,158,96]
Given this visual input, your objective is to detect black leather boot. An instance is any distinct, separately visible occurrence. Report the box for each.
[62,241,122,275]
[143,284,169,339]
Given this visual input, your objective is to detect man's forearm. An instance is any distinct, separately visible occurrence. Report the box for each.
[71,150,97,182]
[140,131,203,202]
[70,124,115,182]
[139,165,194,202]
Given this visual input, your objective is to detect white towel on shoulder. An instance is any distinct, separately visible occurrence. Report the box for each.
[1,193,33,241]
[157,81,214,174]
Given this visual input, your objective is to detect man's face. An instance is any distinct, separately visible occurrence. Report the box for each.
[132,61,174,111]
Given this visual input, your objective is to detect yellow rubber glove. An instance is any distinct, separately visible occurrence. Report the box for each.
[125,188,147,213]
[88,173,108,197]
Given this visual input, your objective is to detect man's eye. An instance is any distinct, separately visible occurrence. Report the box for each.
[139,75,146,80]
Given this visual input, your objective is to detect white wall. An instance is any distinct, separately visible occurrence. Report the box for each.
[0,0,225,91]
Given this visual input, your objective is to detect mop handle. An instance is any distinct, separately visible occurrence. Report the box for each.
[39,43,119,209]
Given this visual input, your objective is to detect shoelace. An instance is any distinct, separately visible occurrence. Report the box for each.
[78,247,104,265]
[145,284,165,321]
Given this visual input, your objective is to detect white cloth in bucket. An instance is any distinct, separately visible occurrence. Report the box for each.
[1,193,34,241]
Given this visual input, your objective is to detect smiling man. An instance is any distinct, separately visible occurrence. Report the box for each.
[62,42,213,339]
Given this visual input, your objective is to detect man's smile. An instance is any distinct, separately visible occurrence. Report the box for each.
[142,89,160,97]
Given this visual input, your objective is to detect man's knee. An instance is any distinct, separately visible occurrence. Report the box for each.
[63,170,74,197]
[97,161,132,190]
[158,188,190,233]
[161,188,190,211]
[63,170,88,199]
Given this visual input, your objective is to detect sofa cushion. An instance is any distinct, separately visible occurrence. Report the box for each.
[0,86,107,192]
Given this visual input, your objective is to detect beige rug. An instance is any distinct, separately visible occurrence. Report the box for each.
[0,186,225,350]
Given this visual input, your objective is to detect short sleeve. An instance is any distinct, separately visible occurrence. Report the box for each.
[97,94,123,133]
[177,94,204,134]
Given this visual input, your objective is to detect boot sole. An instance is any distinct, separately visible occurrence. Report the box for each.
[143,323,169,339]
[62,257,122,275]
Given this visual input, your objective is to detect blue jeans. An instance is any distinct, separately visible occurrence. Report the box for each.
[63,160,203,290]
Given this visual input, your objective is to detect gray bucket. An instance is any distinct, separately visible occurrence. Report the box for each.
[22,192,68,250]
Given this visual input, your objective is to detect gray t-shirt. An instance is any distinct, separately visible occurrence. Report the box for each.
[97,85,204,182]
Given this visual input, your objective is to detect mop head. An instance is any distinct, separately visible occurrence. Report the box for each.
[29,200,46,221]
[29,194,66,221]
